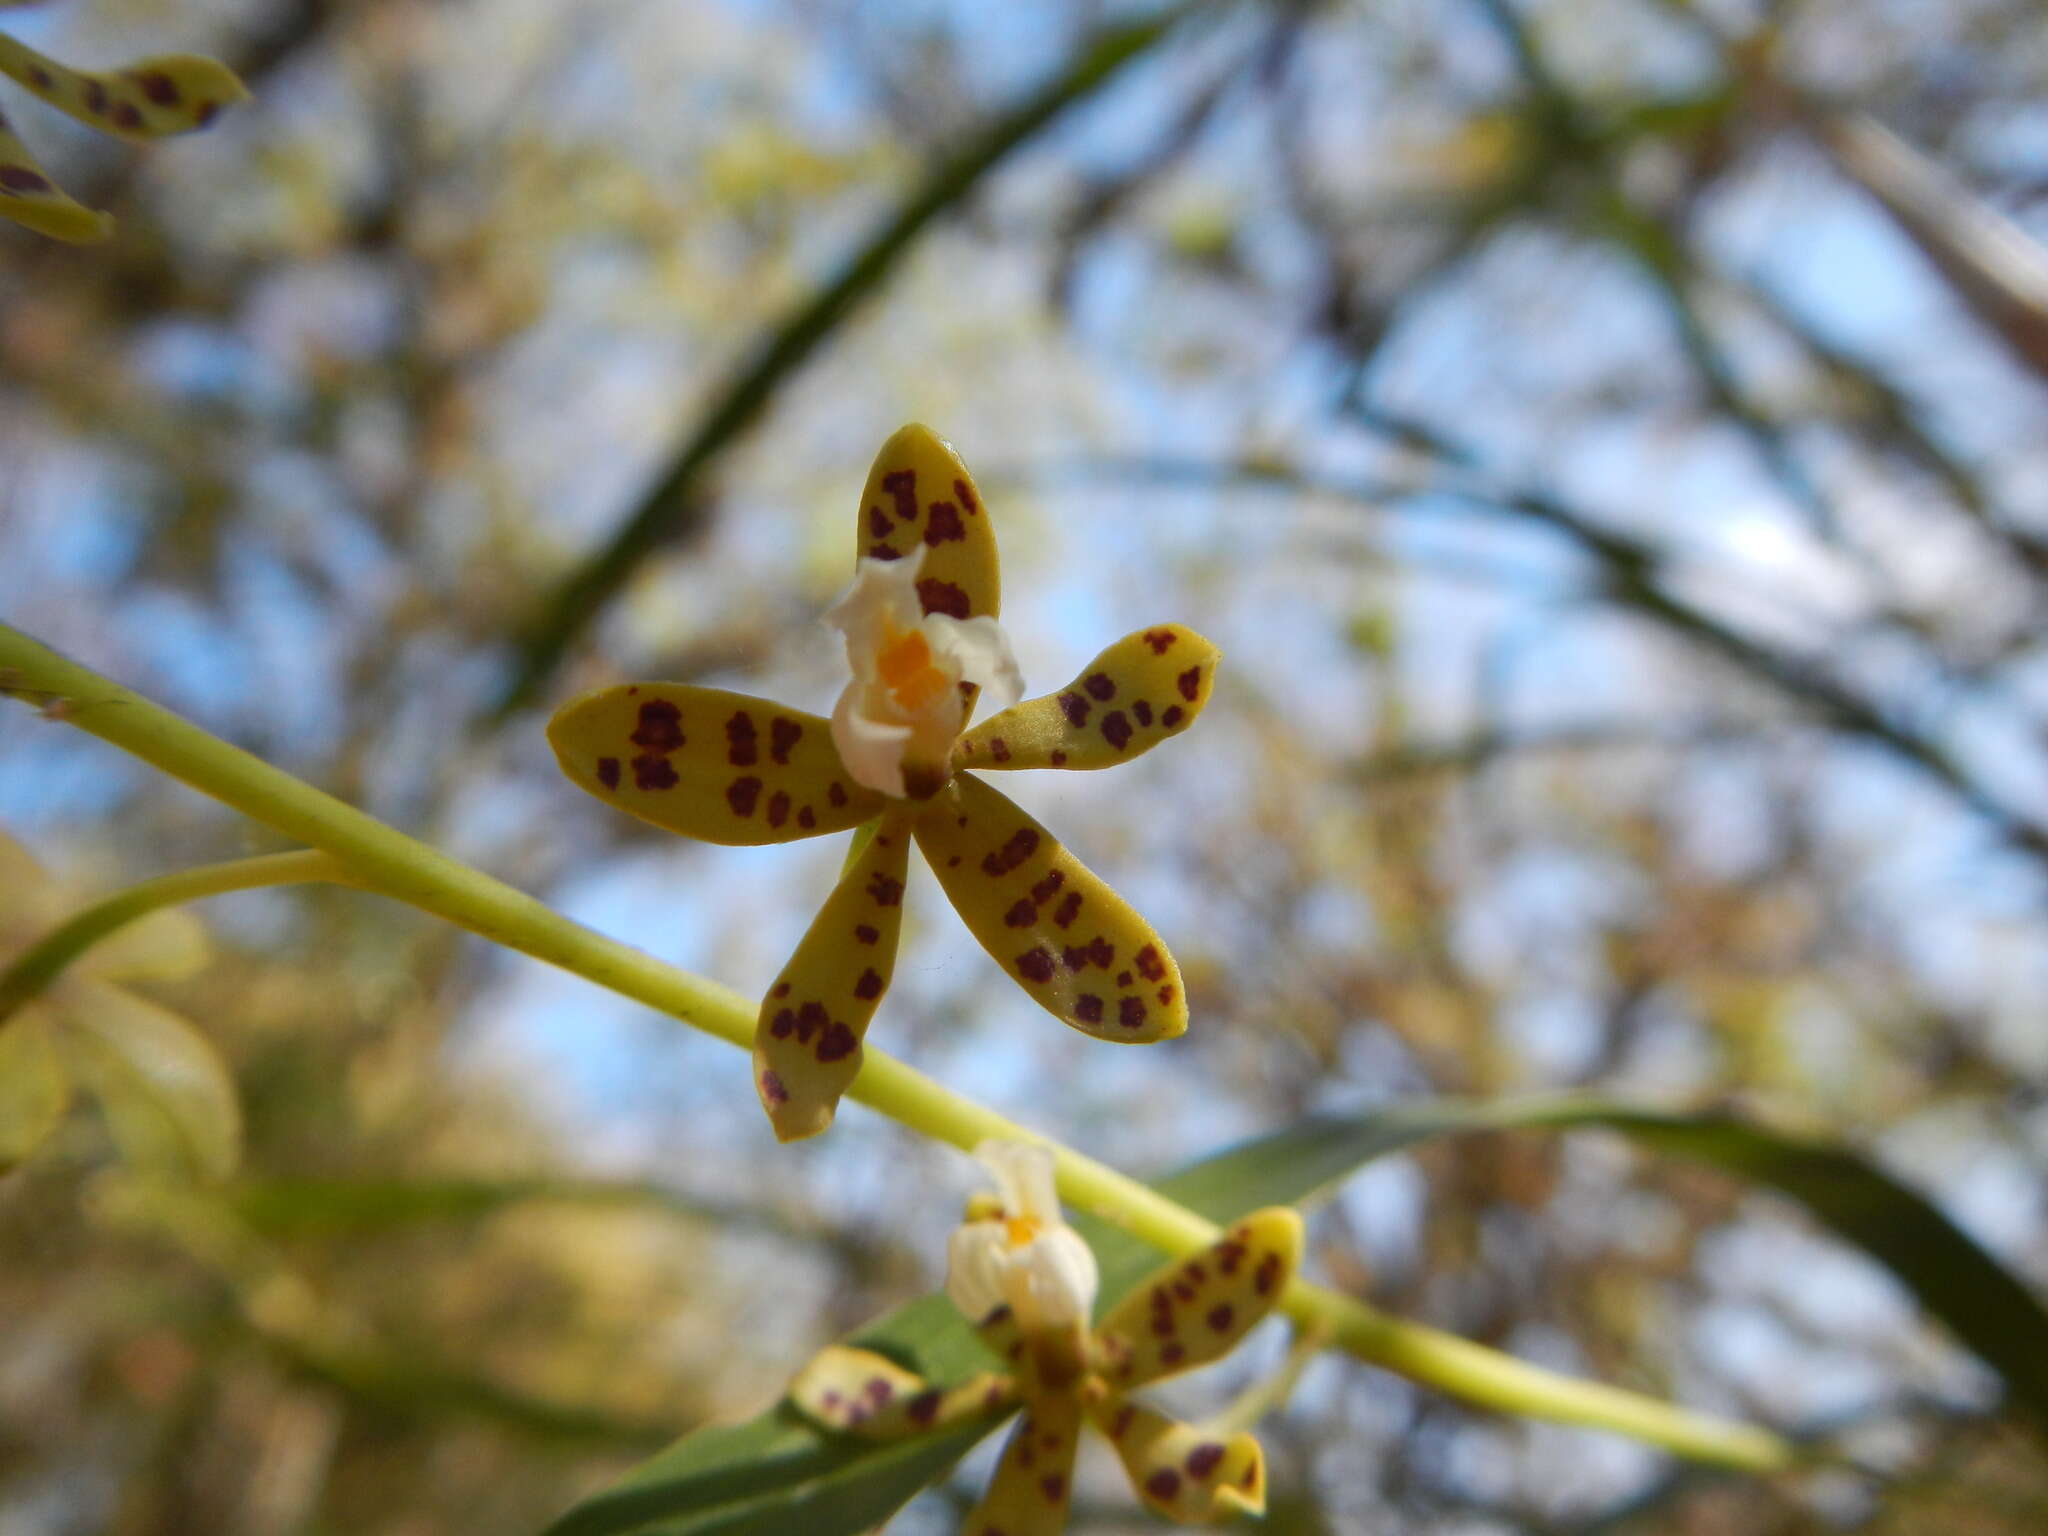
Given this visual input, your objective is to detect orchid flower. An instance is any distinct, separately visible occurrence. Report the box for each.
[0,13,246,242]
[0,832,236,1179]
[790,1141,1303,1532]
[548,426,1221,1140]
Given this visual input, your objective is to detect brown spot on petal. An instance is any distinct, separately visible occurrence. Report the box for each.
[1135,945,1166,981]
[868,543,901,560]
[1075,994,1103,1024]
[981,827,1039,878]
[726,711,758,766]
[1030,871,1064,904]
[854,924,879,945]
[794,1002,827,1042]
[907,1389,941,1424]
[1116,970,1133,987]
[631,700,684,750]
[1161,1341,1186,1366]
[770,717,802,764]
[85,80,109,115]
[925,502,965,544]
[1132,699,1153,726]
[760,1070,788,1104]
[854,968,883,1000]
[596,756,621,788]
[1084,671,1116,701]
[771,982,791,999]
[633,754,678,791]
[135,70,180,106]
[1206,1304,1235,1332]
[726,776,763,816]
[767,791,790,827]
[1255,1253,1283,1295]
[868,505,893,537]
[1143,628,1177,654]
[1049,750,1067,766]
[1052,892,1082,928]
[1158,985,1175,1005]
[990,737,1010,763]
[768,1008,795,1039]
[1059,691,1090,727]
[113,102,143,131]
[916,578,969,618]
[1004,899,1036,927]
[882,469,918,524]
[797,806,816,828]
[828,783,848,807]
[865,873,904,907]
[1016,947,1055,983]
[1119,996,1147,1029]
[1161,705,1184,729]
[1038,1474,1064,1502]
[1101,711,1132,751]
[1178,666,1202,701]
[1186,1442,1226,1479]
[816,1021,857,1062]
[27,66,53,90]
[1146,1469,1181,1501]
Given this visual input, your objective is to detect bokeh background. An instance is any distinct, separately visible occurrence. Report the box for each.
[4,0,2048,1531]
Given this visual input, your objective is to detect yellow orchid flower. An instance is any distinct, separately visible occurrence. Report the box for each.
[0,831,236,1179]
[0,16,247,242]
[790,1141,1303,1532]
[548,426,1222,1140]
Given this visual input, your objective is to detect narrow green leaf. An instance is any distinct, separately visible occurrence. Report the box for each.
[542,1095,2048,1535]
[0,1006,70,1171]
[59,981,240,1181]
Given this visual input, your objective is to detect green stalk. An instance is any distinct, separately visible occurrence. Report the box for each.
[0,623,1792,1471]
[0,849,356,1020]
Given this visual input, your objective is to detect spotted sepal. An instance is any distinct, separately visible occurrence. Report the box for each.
[1087,1394,1266,1523]
[548,685,885,845]
[914,773,1186,1044]
[0,34,247,143]
[753,810,914,1141]
[1093,1207,1302,1389]
[789,1346,1016,1442]
[957,624,1220,773]
[856,422,1000,625]
[960,1391,1081,1536]
[0,110,108,241]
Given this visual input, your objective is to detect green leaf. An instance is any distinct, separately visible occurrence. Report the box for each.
[0,1007,70,1171]
[59,981,240,1181]
[541,1095,2048,1535]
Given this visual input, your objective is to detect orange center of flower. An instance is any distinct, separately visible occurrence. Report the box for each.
[1003,1214,1042,1249]
[877,627,952,714]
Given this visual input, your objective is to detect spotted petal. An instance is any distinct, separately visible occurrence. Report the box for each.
[753,810,914,1141]
[1087,1395,1266,1523]
[789,1345,1016,1442]
[1093,1208,1302,1389]
[0,34,247,143]
[958,625,1220,773]
[960,1392,1080,1536]
[548,685,885,845]
[914,773,1185,1044]
[855,424,1000,629]
[0,113,108,241]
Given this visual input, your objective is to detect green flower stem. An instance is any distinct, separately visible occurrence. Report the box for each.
[0,849,358,1021]
[0,623,1793,1472]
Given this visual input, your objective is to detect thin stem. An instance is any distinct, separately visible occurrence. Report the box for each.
[0,850,357,1021]
[0,624,1792,1471]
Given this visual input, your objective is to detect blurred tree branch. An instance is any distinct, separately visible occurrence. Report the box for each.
[490,0,1224,719]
